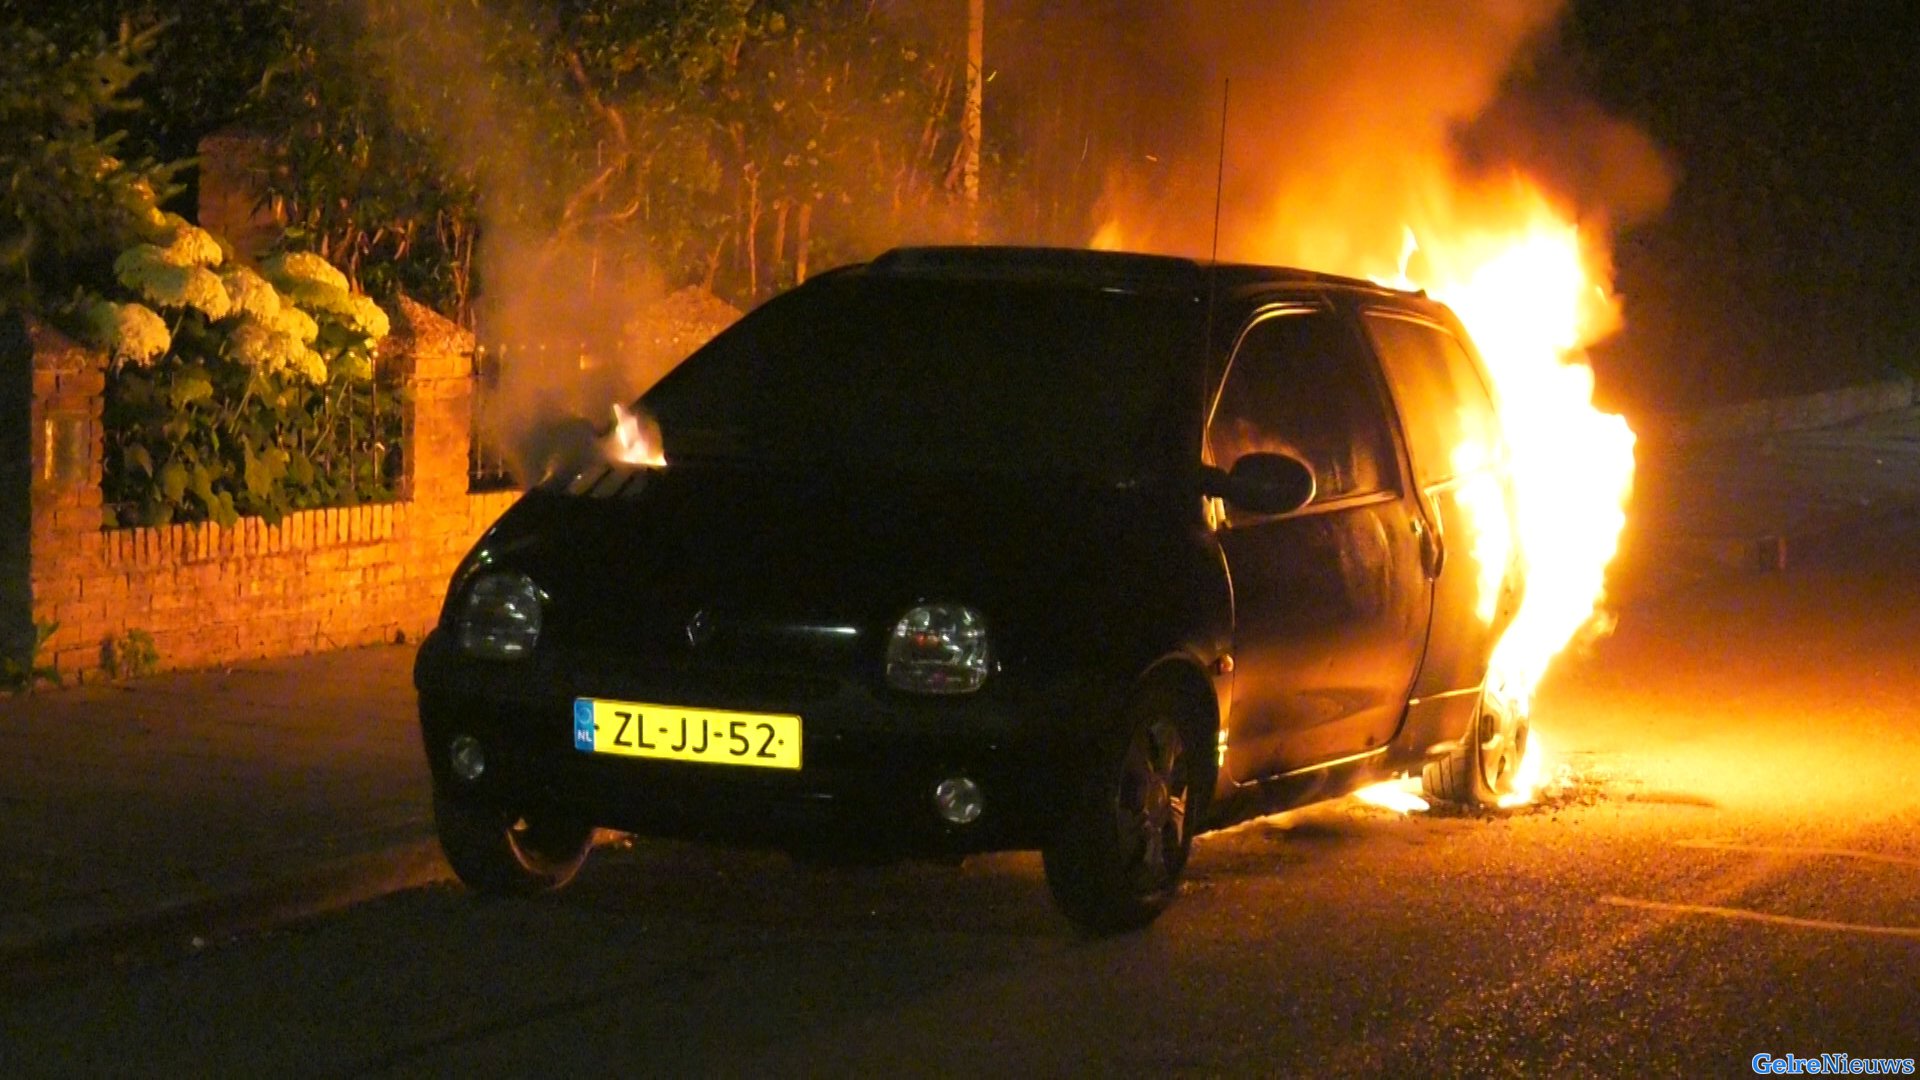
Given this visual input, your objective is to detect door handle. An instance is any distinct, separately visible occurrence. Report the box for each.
[1412,516,1444,580]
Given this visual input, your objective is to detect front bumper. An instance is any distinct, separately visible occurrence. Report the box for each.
[414,629,1103,855]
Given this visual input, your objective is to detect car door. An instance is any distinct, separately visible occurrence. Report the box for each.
[1210,303,1434,781]
[1359,309,1519,709]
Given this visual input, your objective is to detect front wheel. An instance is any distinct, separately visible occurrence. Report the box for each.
[1422,689,1529,807]
[433,790,595,896]
[1044,697,1199,935]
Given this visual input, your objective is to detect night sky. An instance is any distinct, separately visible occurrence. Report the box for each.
[1568,2,1920,409]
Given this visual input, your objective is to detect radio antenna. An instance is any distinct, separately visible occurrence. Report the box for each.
[1210,78,1229,267]
[1204,78,1230,360]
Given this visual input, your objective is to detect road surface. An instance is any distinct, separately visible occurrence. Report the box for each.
[3,469,1918,1077]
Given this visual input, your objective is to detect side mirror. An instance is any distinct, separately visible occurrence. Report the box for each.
[1202,452,1315,516]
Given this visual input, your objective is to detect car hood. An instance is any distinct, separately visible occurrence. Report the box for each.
[461,463,1189,674]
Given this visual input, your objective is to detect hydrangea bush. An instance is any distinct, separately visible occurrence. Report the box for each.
[77,211,402,528]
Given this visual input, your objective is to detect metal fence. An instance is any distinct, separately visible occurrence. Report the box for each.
[468,343,517,492]
[99,361,406,529]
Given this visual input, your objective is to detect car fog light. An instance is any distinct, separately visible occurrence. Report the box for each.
[933,777,984,825]
[449,734,486,782]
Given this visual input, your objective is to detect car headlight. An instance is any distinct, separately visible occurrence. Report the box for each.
[457,571,545,660]
[886,604,992,694]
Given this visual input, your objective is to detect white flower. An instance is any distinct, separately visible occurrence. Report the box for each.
[225,316,282,371]
[287,279,393,340]
[178,266,233,320]
[263,251,350,293]
[283,278,354,322]
[226,314,330,383]
[347,294,391,340]
[292,346,330,384]
[157,215,224,267]
[116,246,234,321]
[114,244,168,278]
[219,266,281,322]
[80,299,172,366]
[266,302,319,344]
[332,349,375,381]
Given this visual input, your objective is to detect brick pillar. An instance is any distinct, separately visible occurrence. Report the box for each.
[25,318,108,673]
[196,129,281,263]
[383,296,476,511]
[0,314,32,663]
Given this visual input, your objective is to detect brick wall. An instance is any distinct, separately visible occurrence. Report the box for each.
[21,299,517,679]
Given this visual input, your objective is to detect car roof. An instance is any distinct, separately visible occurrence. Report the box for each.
[860,245,1425,301]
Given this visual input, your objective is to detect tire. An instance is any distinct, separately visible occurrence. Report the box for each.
[1422,689,1529,807]
[433,790,595,896]
[1044,694,1200,935]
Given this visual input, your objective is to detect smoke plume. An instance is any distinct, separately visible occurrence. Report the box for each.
[356,0,687,483]
[352,0,1674,480]
[988,0,1673,287]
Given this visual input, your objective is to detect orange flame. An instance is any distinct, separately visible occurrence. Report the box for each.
[1393,189,1636,719]
[602,401,667,468]
[1383,185,1634,808]
[1106,175,1633,813]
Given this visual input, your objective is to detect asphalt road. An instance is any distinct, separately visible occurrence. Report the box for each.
[4,507,1919,1077]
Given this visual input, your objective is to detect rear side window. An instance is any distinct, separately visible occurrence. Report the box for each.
[1208,309,1398,505]
[1362,313,1501,486]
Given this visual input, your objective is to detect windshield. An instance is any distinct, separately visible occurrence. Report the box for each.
[641,274,1199,479]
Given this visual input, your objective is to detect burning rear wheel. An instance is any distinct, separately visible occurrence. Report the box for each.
[433,790,594,896]
[1044,695,1198,935]
[1422,689,1529,807]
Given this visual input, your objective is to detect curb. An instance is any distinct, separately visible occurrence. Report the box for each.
[0,837,451,992]
[1638,375,1916,444]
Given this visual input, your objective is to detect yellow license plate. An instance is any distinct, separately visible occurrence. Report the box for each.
[572,697,802,770]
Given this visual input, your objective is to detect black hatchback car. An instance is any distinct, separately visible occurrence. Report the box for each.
[415,246,1527,933]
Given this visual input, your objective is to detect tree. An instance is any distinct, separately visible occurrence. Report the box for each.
[0,19,180,316]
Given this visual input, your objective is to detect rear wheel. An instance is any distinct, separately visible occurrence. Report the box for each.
[1044,695,1199,934]
[1422,689,1529,807]
[433,790,594,896]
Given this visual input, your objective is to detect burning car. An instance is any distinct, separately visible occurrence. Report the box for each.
[414,246,1527,933]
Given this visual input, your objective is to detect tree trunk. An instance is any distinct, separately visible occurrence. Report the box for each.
[963,0,984,238]
[744,165,762,300]
[771,200,790,289]
[797,202,812,284]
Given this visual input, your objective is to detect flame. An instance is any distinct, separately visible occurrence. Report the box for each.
[602,401,667,468]
[1116,175,1630,815]
[1386,185,1632,810]
[1352,732,1547,815]
[1496,731,1547,809]
[1353,778,1430,814]
[1393,189,1636,721]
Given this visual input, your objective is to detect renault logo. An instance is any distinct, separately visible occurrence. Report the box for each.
[684,609,715,648]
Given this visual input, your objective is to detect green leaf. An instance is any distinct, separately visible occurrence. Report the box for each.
[189,463,216,508]
[243,447,272,499]
[124,443,154,477]
[157,461,188,504]
[286,451,315,488]
[211,492,239,529]
[117,372,156,408]
[168,368,215,410]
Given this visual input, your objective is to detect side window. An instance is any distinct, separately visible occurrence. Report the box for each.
[1361,312,1501,486]
[1208,309,1399,507]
